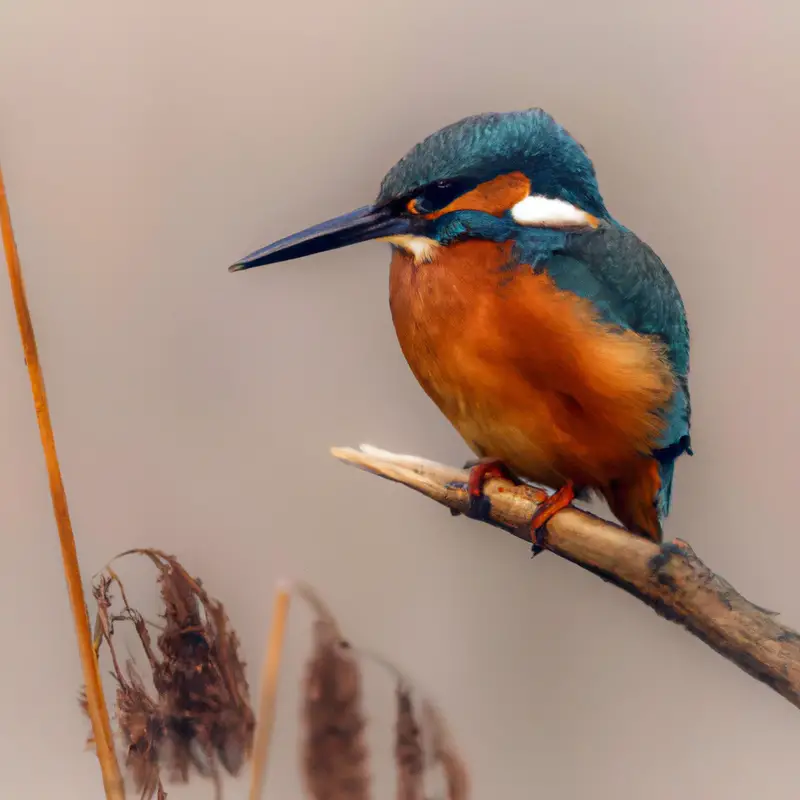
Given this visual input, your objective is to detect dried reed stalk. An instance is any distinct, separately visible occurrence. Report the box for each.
[332,444,800,711]
[0,162,125,799]
[248,584,292,800]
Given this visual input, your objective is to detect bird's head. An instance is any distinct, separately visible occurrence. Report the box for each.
[229,108,610,271]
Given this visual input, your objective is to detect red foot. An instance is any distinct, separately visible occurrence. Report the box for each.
[464,459,517,521]
[467,459,514,499]
[529,481,576,550]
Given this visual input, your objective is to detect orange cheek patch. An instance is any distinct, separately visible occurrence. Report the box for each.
[427,171,531,219]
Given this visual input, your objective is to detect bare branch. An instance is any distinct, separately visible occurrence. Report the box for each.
[331,444,800,710]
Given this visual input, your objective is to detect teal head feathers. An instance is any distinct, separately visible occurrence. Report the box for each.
[229,108,610,270]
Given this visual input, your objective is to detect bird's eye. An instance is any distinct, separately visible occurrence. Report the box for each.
[414,179,471,214]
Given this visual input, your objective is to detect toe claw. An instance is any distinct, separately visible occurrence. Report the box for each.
[529,521,548,557]
[530,538,546,558]
[466,492,494,523]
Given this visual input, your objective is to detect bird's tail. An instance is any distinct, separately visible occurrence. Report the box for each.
[656,457,676,519]
[604,459,664,543]
[652,431,693,519]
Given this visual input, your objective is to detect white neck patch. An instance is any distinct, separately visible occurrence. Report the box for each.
[382,234,441,265]
[510,195,599,229]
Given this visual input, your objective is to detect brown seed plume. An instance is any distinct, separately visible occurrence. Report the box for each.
[394,682,424,800]
[422,700,469,800]
[301,617,371,800]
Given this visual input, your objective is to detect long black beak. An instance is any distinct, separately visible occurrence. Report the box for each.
[228,204,414,272]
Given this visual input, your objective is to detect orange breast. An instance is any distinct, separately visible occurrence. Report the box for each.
[388,240,676,490]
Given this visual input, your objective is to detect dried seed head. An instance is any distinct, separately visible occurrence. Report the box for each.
[81,550,255,800]
[302,619,371,800]
[154,556,255,787]
[422,700,469,800]
[116,664,165,798]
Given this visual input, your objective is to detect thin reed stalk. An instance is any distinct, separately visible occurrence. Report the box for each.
[249,583,292,800]
[0,163,125,799]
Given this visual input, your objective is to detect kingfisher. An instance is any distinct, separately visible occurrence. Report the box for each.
[229,108,692,550]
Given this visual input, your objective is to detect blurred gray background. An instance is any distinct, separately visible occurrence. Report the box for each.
[1,1,799,797]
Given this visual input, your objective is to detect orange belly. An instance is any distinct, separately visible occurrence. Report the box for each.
[388,239,676,495]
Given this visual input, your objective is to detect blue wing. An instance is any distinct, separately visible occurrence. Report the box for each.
[515,223,692,517]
